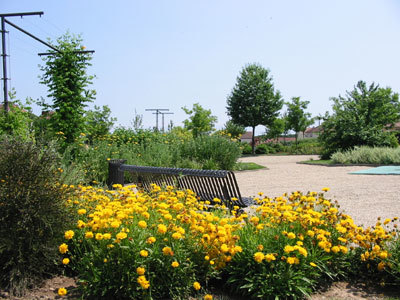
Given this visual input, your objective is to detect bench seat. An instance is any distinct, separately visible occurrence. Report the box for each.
[107,160,253,209]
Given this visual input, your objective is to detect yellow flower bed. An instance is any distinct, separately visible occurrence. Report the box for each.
[58,185,400,299]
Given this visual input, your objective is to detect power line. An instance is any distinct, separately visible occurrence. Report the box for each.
[1,11,95,113]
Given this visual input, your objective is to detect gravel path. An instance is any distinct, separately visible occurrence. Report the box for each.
[235,155,400,228]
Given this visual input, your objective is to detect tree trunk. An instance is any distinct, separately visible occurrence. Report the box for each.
[251,126,256,155]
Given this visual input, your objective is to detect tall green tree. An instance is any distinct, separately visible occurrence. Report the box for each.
[286,97,313,146]
[320,81,400,158]
[182,103,217,137]
[40,33,95,146]
[226,63,283,154]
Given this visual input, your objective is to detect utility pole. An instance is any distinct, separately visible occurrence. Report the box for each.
[0,11,94,113]
[153,111,173,132]
[1,12,44,112]
[145,108,169,131]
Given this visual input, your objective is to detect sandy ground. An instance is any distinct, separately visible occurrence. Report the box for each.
[235,155,400,228]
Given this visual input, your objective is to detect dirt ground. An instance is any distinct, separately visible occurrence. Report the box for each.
[2,155,400,299]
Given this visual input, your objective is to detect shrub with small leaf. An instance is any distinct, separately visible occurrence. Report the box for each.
[0,136,72,296]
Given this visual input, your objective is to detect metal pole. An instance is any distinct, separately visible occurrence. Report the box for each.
[4,19,61,53]
[1,17,8,112]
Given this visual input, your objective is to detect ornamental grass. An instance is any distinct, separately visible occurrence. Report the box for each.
[59,185,400,299]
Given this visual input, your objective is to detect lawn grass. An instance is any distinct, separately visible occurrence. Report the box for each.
[234,162,266,171]
[299,159,333,165]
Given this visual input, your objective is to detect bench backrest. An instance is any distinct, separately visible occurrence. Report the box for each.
[107,160,247,208]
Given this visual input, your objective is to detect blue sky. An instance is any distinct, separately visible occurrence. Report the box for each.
[2,0,400,134]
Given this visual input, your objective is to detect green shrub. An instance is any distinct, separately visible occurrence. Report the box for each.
[331,146,400,165]
[0,96,33,139]
[240,142,252,155]
[255,144,270,154]
[0,136,73,296]
[173,135,242,170]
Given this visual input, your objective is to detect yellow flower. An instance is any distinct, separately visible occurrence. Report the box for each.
[138,220,147,228]
[58,288,67,296]
[77,209,87,215]
[287,232,296,239]
[284,245,294,253]
[171,261,179,268]
[265,253,276,262]
[204,294,213,300]
[384,218,391,225]
[172,232,182,240]
[116,232,127,240]
[254,252,264,263]
[85,231,94,239]
[286,257,299,265]
[158,224,167,234]
[95,233,103,240]
[103,233,111,240]
[379,251,388,259]
[147,236,156,244]
[64,230,74,240]
[137,275,150,289]
[59,243,68,254]
[331,246,340,253]
[62,258,70,265]
[322,187,330,192]
[136,267,146,275]
[193,281,201,290]
[310,262,317,267]
[220,244,229,253]
[204,255,210,261]
[162,246,173,256]
[140,250,149,257]
[378,261,385,271]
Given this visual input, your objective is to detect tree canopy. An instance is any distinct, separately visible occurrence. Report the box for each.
[226,63,283,154]
[286,97,313,145]
[319,81,400,158]
[182,103,217,137]
[40,33,95,147]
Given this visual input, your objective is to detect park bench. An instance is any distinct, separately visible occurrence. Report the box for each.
[107,159,254,209]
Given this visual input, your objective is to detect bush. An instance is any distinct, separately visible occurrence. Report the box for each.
[0,136,73,295]
[173,135,242,170]
[255,144,270,154]
[331,146,400,165]
[240,142,252,155]
[319,81,400,159]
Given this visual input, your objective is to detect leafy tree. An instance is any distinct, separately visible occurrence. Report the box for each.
[226,63,283,154]
[265,117,285,142]
[223,120,246,139]
[85,105,116,142]
[182,103,217,137]
[320,81,400,158]
[39,33,95,147]
[286,97,313,146]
